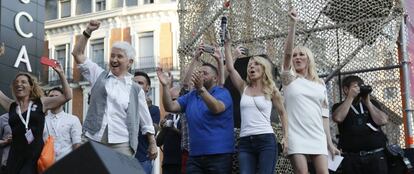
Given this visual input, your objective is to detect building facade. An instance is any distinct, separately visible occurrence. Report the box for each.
[43,0,179,119]
[43,1,179,173]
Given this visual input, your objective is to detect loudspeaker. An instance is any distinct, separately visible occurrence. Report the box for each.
[44,141,145,174]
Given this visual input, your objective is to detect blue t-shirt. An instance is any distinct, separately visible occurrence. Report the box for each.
[135,105,160,162]
[177,86,234,156]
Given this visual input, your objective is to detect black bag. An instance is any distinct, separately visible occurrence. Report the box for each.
[385,144,414,174]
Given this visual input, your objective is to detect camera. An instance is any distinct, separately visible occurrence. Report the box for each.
[203,45,215,54]
[359,84,372,97]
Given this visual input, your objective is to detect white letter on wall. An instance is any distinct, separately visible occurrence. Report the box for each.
[15,12,33,38]
[14,46,32,72]
[20,0,30,4]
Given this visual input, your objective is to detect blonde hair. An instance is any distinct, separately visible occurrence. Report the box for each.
[246,56,277,100]
[12,73,44,100]
[292,46,321,83]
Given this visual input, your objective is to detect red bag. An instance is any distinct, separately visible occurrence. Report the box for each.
[37,136,55,173]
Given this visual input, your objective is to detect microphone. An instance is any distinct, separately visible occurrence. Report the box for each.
[220,16,227,46]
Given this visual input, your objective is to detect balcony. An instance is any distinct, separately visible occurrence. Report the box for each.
[132,56,177,73]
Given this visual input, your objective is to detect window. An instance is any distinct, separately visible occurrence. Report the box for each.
[60,0,71,18]
[149,86,155,103]
[137,32,154,69]
[96,0,106,11]
[51,44,72,82]
[144,0,154,4]
[126,0,138,6]
[46,0,58,20]
[111,0,123,8]
[90,39,105,69]
[76,0,91,15]
[384,87,398,100]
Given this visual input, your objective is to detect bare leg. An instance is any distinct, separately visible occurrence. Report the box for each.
[310,154,328,174]
[289,154,309,174]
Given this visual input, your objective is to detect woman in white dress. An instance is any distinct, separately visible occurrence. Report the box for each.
[282,8,340,174]
[224,32,288,173]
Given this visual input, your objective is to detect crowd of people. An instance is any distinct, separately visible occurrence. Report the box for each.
[0,7,393,174]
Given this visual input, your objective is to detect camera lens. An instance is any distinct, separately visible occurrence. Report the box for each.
[359,84,372,97]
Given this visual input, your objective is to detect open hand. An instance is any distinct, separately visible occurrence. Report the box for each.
[194,43,204,60]
[52,62,64,74]
[156,67,171,86]
[191,71,204,90]
[328,144,341,160]
[211,45,222,60]
[288,8,298,22]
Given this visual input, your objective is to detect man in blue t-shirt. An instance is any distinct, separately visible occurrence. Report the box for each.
[134,71,160,174]
[157,63,234,174]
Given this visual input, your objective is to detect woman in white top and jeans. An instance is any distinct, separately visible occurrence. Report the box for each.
[282,8,340,174]
[224,33,288,174]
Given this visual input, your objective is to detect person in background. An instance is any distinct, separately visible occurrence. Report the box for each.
[0,113,11,174]
[156,87,182,174]
[42,87,82,161]
[281,8,340,174]
[0,64,72,174]
[157,60,234,173]
[72,20,157,158]
[134,71,160,174]
[332,75,388,174]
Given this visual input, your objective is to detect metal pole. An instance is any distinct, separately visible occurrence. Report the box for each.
[400,0,414,148]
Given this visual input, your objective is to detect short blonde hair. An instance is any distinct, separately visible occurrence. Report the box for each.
[292,46,321,83]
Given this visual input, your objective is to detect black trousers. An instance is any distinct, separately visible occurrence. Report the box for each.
[162,164,181,174]
[340,151,388,174]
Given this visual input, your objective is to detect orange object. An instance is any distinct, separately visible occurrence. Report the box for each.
[37,136,55,173]
[408,136,414,146]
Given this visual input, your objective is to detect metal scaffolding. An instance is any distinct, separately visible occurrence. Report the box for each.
[178,0,408,173]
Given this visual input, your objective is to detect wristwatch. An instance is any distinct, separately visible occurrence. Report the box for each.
[83,30,91,38]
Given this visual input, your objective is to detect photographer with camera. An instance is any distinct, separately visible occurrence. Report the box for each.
[332,75,388,174]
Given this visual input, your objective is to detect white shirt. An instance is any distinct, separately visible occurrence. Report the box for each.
[239,92,274,137]
[78,59,155,144]
[43,111,82,161]
[282,70,329,155]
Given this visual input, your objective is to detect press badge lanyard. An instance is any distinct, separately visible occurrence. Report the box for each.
[17,101,33,131]
[350,102,364,115]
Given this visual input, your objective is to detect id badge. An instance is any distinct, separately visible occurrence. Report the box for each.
[25,129,34,144]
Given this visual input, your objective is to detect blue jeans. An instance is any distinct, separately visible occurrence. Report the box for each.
[186,153,232,174]
[139,160,153,174]
[238,133,278,174]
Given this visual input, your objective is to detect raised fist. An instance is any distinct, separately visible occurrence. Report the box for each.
[86,20,101,34]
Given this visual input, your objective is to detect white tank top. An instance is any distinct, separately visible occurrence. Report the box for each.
[239,88,274,137]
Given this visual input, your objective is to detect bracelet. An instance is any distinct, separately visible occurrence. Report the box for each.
[83,30,91,38]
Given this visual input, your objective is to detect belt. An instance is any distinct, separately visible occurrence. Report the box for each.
[344,147,384,156]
